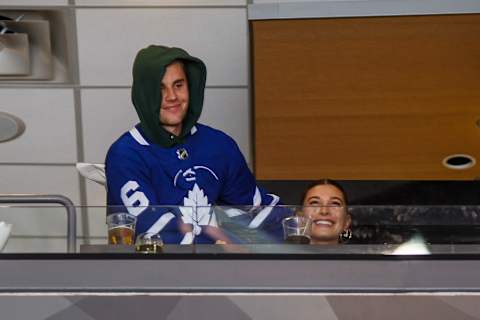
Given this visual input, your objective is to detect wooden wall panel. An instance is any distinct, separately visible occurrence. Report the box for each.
[252,14,480,180]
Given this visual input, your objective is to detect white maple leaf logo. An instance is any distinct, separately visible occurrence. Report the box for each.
[180,183,218,233]
[184,183,209,207]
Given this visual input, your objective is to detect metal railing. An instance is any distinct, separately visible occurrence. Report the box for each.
[0,194,76,253]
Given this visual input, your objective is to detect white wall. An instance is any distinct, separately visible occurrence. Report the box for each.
[0,0,250,252]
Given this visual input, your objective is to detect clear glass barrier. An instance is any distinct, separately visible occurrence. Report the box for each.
[0,204,480,255]
[196,205,480,255]
[0,204,72,253]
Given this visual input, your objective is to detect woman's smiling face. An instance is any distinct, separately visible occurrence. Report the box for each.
[302,184,351,244]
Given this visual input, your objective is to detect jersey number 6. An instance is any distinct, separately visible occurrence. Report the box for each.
[120,181,150,216]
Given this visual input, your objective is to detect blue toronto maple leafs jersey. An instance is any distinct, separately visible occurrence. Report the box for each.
[106,123,288,244]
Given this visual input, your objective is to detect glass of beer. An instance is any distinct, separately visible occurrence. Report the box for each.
[106,213,136,245]
[282,216,312,244]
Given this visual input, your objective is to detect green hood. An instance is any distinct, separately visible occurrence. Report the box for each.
[131,45,207,147]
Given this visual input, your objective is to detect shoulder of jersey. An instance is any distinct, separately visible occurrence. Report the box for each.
[194,123,235,145]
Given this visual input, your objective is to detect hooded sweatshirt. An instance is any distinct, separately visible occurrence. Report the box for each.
[105,45,288,244]
[131,45,206,147]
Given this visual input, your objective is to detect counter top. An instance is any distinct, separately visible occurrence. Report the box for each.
[2,244,480,293]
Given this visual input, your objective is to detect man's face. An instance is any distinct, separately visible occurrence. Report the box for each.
[159,61,189,136]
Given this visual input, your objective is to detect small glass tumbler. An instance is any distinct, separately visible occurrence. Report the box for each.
[282,216,312,244]
[135,232,164,254]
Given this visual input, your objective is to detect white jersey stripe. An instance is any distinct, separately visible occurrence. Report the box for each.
[223,208,246,218]
[129,127,150,146]
[253,187,262,206]
[190,125,197,135]
[248,194,280,229]
[146,212,175,234]
[180,232,194,244]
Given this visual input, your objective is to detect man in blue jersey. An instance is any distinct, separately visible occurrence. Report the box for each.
[106,45,287,244]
